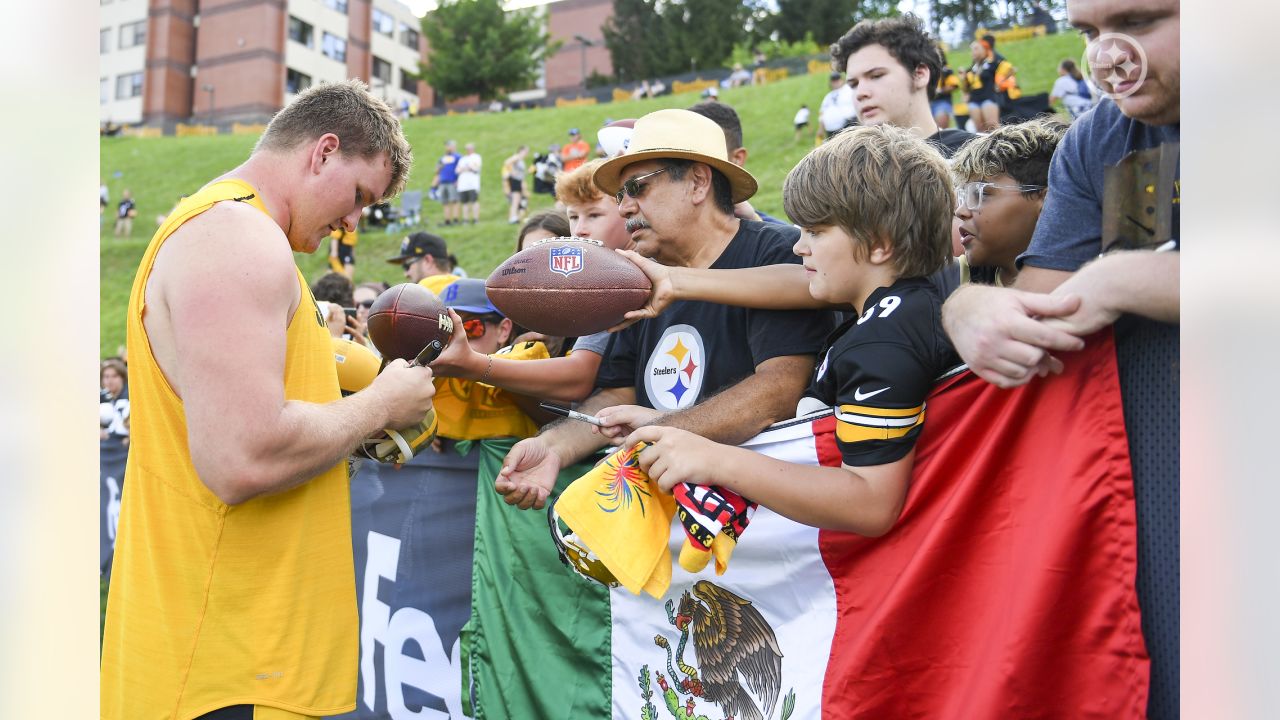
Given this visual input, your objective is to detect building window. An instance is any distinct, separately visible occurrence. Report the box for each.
[324,0,348,13]
[288,16,314,48]
[400,23,419,50]
[372,56,393,86]
[100,28,112,53]
[400,68,418,95]
[286,68,312,95]
[322,32,347,62]
[116,72,143,100]
[372,9,394,37]
[119,20,147,50]
[101,77,110,104]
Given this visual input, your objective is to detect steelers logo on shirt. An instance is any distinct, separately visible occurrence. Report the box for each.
[643,324,706,411]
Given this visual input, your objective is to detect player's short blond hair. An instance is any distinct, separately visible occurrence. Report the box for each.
[783,124,952,279]
[555,158,608,207]
[256,79,412,200]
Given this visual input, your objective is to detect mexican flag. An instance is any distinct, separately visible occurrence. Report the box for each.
[467,330,1147,719]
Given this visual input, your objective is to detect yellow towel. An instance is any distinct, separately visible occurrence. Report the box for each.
[556,443,677,598]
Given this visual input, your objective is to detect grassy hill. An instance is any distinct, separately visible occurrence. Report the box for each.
[100,30,1083,357]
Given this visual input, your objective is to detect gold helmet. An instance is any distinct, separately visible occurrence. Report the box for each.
[332,337,380,395]
[359,408,439,465]
[547,499,619,588]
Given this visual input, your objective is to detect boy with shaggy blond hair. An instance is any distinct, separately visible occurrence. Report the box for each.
[627,125,960,536]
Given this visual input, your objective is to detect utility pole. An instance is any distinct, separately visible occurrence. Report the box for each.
[573,34,594,88]
[201,83,215,123]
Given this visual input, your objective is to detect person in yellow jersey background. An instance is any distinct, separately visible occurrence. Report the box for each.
[328,224,358,278]
[100,79,438,720]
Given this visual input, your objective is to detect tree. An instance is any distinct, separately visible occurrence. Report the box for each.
[604,0,752,81]
[420,0,559,102]
[769,0,899,46]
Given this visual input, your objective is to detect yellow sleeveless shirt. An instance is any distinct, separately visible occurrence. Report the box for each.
[101,179,357,719]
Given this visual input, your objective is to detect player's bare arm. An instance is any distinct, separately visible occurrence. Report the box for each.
[656,354,816,446]
[149,202,435,505]
[629,425,913,537]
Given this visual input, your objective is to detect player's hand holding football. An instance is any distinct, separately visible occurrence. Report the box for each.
[495,437,561,510]
[625,426,720,493]
[369,359,437,430]
[594,404,662,444]
[610,249,677,331]
[941,284,1083,389]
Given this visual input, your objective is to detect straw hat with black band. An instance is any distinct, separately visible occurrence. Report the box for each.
[591,109,758,205]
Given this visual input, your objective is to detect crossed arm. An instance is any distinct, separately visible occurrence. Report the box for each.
[941,250,1180,388]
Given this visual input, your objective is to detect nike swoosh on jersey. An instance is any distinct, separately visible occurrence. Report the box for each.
[853,386,891,401]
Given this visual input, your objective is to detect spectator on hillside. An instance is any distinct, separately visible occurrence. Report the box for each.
[934,53,962,129]
[830,14,976,158]
[532,144,563,198]
[503,145,530,225]
[1050,59,1095,120]
[456,142,483,224]
[728,63,752,88]
[100,181,109,220]
[561,128,591,173]
[114,189,137,237]
[328,225,358,278]
[752,48,769,84]
[793,104,811,141]
[100,357,130,442]
[818,71,857,141]
[965,34,1021,132]
[433,139,462,226]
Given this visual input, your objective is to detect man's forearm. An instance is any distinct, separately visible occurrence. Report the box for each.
[1088,250,1180,323]
[539,386,634,467]
[658,355,814,446]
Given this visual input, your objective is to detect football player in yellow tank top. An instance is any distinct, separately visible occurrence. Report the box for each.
[100,80,438,720]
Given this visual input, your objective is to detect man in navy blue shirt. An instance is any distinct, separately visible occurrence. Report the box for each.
[941,0,1179,716]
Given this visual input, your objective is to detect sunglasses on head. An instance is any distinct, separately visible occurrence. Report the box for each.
[614,166,671,204]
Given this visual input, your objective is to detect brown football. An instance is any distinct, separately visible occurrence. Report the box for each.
[366,283,454,363]
[486,237,652,337]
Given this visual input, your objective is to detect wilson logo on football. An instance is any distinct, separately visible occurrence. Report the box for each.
[549,246,584,277]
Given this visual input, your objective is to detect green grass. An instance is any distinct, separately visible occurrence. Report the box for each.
[100,31,1082,358]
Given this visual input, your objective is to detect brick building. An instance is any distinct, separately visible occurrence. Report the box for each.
[99,0,616,129]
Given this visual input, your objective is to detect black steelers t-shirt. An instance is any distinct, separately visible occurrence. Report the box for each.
[596,220,834,412]
[803,276,962,466]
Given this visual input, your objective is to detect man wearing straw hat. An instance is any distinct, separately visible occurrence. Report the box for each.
[494,108,833,510]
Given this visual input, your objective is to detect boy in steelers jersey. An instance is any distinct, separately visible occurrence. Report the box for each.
[625,125,960,535]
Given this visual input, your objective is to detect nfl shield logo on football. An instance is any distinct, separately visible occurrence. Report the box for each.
[549,246,584,277]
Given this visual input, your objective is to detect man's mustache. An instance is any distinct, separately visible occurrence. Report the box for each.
[625,217,651,233]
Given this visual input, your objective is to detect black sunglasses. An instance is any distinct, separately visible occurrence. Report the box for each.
[401,257,420,271]
[614,167,670,205]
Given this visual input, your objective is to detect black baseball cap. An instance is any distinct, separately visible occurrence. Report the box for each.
[386,231,448,264]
